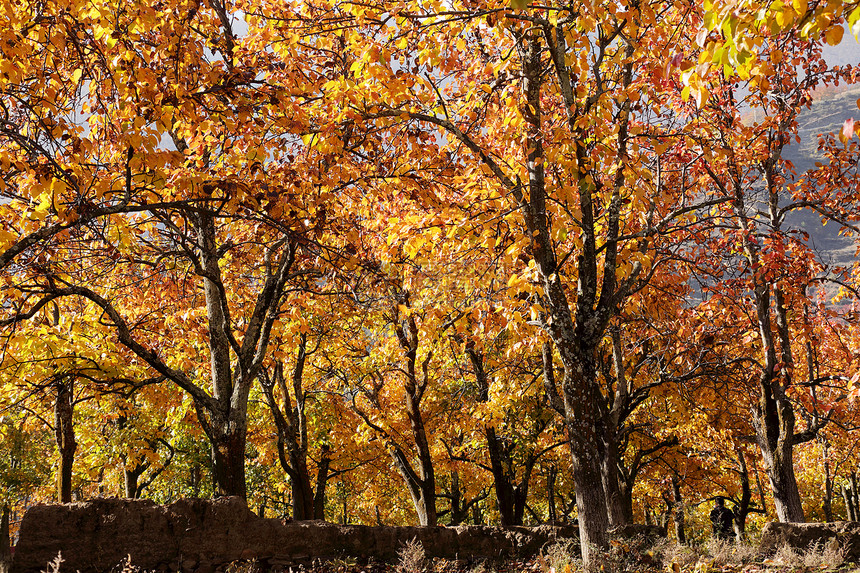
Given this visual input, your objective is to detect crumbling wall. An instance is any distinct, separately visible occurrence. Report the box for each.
[759,521,860,561]
[11,497,587,573]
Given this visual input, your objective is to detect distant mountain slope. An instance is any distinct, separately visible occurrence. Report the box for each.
[782,85,860,268]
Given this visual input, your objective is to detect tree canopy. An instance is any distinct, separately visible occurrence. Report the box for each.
[1,0,859,568]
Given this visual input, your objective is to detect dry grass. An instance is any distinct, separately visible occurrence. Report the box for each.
[396,538,429,573]
[705,538,761,566]
[767,539,845,570]
[537,540,581,573]
[41,553,64,573]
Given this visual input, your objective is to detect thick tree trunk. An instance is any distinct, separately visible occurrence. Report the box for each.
[209,423,247,498]
[756,391,804,522]
[54,379,76,503]
[124,465,143,498]
[486,426,517,526]
[290,459,315,521]
[749,282,805,523]
[600,438,630,526]
[559,347,611,561]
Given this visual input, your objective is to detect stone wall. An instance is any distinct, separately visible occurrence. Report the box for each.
[11,497,586,573]
[760,521,860,561]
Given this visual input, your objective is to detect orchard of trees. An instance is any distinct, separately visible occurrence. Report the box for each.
[1,0,860,568]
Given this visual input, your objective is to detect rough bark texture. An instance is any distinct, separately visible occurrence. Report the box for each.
[11,498,592,573]
[53,379,76,503]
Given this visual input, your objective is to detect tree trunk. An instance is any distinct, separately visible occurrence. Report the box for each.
[472,501,483,525]
[124,465,143,498]
[54,379,76,503]
[821,445,833,522]
[733,449,753,539]
[486,426,517,526]
[447,471,469,525]
[468,343,537,527]
[850,473,859,520]
[197,211,249,499]
[841,485,855,521]
[0,504,9,573]
[289,460,315,521]
[561,355,611,560]
[547,464,558,522]
[600,437,630,526]
[672,476,685,544]
[750,283,805,523]
[601,329,632,526]
[390,299,437,526]
[314,445,331,520]
[208,421,247,498]
[516,29,615,567]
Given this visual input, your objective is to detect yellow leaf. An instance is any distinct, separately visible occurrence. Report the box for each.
[50,178,67,196]
[35,191,53,215]
[824,25,844,46]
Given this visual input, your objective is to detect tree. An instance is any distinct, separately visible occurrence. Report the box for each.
[680,29,858,522]
[324,0,734,562]
[0,0,361,499]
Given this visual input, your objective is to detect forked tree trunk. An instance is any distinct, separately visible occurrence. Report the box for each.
[261,341,316,521]
[467,343,536,526]
[353,297,437,526]
[486,427,519,526]
[732,448,758,539]
[125,465,143,498]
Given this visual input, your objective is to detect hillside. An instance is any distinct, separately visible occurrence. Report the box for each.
[782,84,860,268]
